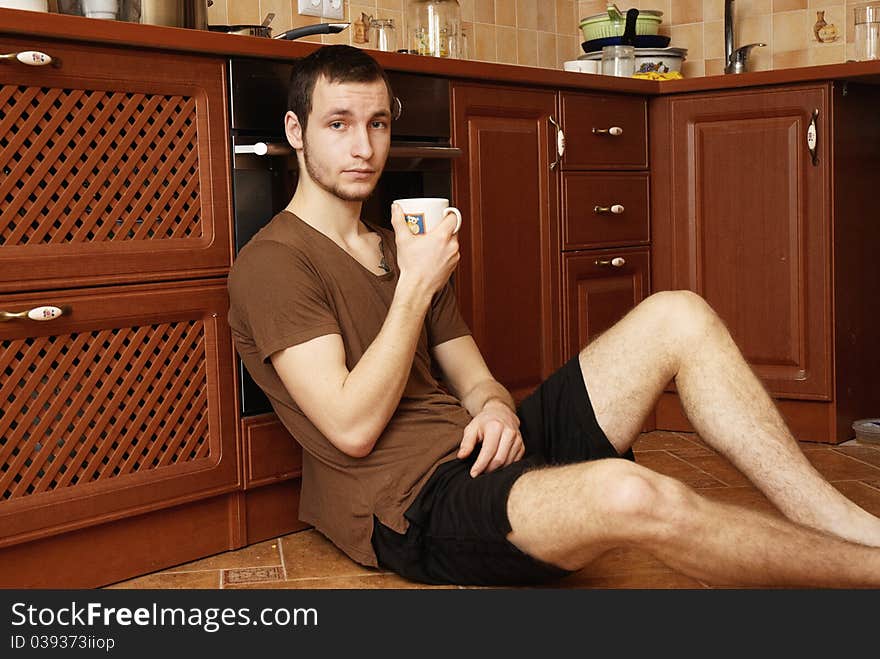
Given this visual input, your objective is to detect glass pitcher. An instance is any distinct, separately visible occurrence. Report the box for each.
[406,0,462,58]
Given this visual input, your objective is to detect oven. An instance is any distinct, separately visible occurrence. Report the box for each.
[228,58,461,416]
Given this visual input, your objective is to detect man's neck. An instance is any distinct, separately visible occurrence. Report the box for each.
[286,182,364,243]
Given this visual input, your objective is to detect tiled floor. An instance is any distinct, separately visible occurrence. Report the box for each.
[105,431,880,590]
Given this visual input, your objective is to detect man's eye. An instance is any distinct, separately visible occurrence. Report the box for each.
[371,121,388,129]
[329,121,344,129]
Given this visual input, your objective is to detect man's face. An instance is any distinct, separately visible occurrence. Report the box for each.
[290,75,392,202]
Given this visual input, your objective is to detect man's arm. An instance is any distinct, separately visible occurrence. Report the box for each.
[432,335,525,477]
[270,207,460,458]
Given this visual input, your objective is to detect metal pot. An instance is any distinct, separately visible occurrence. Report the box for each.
[208,16,350,41]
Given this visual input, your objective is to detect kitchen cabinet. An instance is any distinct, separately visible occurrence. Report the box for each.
[0,36,243,587]
[450,84,652,400]
[650,82,880,443]
[451,83,561,401]
[558,92,651,355]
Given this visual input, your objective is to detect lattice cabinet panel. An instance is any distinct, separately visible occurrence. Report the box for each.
[0,37,232,293]
[0,280,239,545]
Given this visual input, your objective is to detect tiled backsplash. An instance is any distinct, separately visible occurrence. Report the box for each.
[203,1,865,77]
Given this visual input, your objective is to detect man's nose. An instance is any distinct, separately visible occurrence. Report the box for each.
[350,125,374,159]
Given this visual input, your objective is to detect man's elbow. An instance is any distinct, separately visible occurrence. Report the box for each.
[330,425,379,459]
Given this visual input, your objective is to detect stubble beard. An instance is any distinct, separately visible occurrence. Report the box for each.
[301,137,381,203]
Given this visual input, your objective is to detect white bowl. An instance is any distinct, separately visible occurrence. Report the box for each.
[563,59,600,73]
[580,46,687,74]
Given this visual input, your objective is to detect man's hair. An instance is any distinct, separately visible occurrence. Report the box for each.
[287,45,394,133]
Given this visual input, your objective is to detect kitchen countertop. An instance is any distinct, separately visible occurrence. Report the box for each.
[4,8,880,94]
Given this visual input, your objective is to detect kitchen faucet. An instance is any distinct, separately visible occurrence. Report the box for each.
[724,0,766,73]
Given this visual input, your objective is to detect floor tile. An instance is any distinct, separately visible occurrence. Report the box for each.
[674,452,753,488]
[834,444,880,469]
[105,570,221,589]
[632,431,705,452]
[804,449,880,481]
[279,529,385,580]
[831,480,880,517]
[161,537,282,573]
[697,485,779,515]
[633,451,726,488]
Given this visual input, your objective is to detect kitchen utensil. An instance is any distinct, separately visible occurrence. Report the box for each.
[209,12,274,37]
[82,0,117,19]
[853,418,880,445]
[274,22,350,40]
[579,6,662,42]
[582,34,670,52]
[854,2,880,61]
[580,46,687,73]
[601,44,635,77]
[621,8,639,46]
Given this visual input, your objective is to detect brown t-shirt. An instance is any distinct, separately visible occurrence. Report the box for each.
[227,211,473,567]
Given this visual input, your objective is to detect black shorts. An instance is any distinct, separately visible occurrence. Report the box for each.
[371,355,635,587]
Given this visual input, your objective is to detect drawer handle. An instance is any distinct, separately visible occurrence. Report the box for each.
[548,115,565,170]
[595,257,626,268]
[593,126,623,136]
[234,141,293,157]
[594,204,625,215]
[0,50,54,67]
[0,305,70,322]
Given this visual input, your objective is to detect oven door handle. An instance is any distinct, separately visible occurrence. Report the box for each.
[234,141,293,156]
[388,145,463,159]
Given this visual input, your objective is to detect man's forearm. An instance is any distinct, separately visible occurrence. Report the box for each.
[333,276,433,453]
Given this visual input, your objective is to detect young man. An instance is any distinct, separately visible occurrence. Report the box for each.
[228,45,880,587]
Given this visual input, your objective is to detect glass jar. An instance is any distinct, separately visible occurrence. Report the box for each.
[406,0,462,58]
[370,18,397,52]
[854,2,880,61]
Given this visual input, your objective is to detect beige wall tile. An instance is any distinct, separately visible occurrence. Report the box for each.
[669,22,704,58]
[772,47,810,66]
[378,0,404,11]
[671,0,703,25]
[557,33,581,66]
[774,0,807,11]
[496,0,516,26]
[736,0,773,16]
[738,14,772,45]
[556,0,577,36]
[517,28,538,65]
[537,30,557,67]
[228,0,261,25]
[475,0,495,23]
[260,0,291,33]
[681,59,705,77]
[474,22,498,61]
[703,20,724,59]
[810,41,845,63]
[704,57,725,74]
[773,9,808,50]
[208,0,228,24]
[496,24,518,62]
[703,0,722,23]
[578,0,607,20]
[460,0,475,22]
[538,1,556,32]
[809,5,844,43]
[517,0,538,29]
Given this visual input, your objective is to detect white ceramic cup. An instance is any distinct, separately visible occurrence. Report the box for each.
[393,198,462,235]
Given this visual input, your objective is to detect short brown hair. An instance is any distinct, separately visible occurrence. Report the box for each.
[287,45,394,132]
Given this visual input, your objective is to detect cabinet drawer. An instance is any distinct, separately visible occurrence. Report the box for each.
[562,247,650,356]
[0,37,232,293]
[242,414,303,489]
[560,92,648,169]
[562,172,649,249]
[0,280,239,545]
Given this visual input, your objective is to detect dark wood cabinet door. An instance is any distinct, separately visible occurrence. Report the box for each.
[563,248,650,356]
[651,85,831,399]
[0,280,239,546]
[451,83,561,401]
[0,36,232,293]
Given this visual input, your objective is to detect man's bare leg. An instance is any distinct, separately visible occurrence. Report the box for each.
[506,458,880,587]
[577,290,880,547]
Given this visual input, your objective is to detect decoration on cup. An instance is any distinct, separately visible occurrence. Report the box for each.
[404,213,426,235]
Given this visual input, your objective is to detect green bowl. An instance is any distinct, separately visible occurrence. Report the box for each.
[579,10,663,42]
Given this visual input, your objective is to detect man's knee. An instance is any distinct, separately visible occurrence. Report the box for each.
[637,290,722,344]
[592,460,693,542]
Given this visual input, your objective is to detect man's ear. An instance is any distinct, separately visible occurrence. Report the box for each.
[285,111,304,149]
